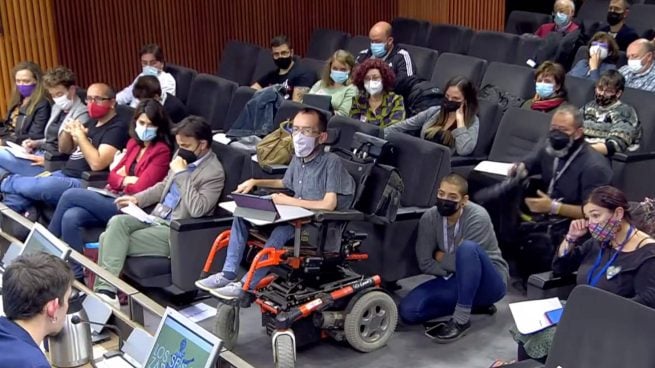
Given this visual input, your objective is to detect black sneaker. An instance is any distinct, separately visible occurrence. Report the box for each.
[472,304,497,315]
[425,318,471,343]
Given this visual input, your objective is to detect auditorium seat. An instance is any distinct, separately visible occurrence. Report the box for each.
[252,47,278,85]
[186,74,237,131]
[426,24,474,54]
[626,4,655,37]
[467,31,521,64]
[451,100,503,172]
[391,17,431,46]
[398,44,439,81]
[621,87,655,152]
[298,58,326,83]
[327,115,382,151]
[481,62,536,101]
[346,35,371,57]
[274,100,331,129]
[163,63,197,104]
[505,10,552,35]
[223,86,256,132]
[306,28,349,60]
[217,40,260,86]
[564,75,595,108]
[577,0,611,22]
[572,46,628,70]
[430,53,487,88]
[514,37,545,67]
[488,107,551,162]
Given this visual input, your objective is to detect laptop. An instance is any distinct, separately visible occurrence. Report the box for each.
[303,93,333,112]
[97,307,222,368]
[0,223,71,271]
[231,192,280,222]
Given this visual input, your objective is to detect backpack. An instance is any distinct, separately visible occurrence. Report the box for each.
[479,84,525,113]
[356,163,404,223]
[395,76,444,117]
[255,120,293,166]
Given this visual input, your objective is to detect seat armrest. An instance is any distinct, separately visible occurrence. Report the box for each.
[314,210,365,222]
[44,151,69,161]
[527,271,577,289]
[169,215,234,232]
[81,170,109,181]
[43,152,69,172]
[450,155,487,167]
[499,360,544,368]
[394,206,431,220]
[261,164,288,175]
[612,151,655,163]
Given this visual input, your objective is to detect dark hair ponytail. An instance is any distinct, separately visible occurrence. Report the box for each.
[586,185,632,222]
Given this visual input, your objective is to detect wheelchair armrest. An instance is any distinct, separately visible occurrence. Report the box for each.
[314,210,366,222]
[261,164,288,175]
[252,187,295,196]
[527,271,577,300]
[612,151,655,163]
[450,155,487,167]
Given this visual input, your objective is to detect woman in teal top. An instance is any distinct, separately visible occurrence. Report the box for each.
[308,50,358,116]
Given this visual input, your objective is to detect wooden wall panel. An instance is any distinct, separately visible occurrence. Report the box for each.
[53,0,397,92]
[398,0,505,31]
[0,0,58,116]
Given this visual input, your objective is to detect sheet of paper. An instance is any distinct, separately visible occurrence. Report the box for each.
[87,187,119,198]
[213,133,232,145]
[179,302,217,323]
[6,141,26,152]
[220,201,314,226]
[2,143,34,160]
[473,160,513,176]
[509,297,563,334]
[120,203,155,224]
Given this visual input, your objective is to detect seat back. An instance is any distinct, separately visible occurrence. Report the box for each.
[273,100,332,129]
[211,142,251,203]
[252,47,278,84]
[306,29,349,60]
[577,0,611,22]
[391,17,431,46]
[488,107,552,163]
[298,58,326,83]
[426,24,474,54]
[467,31,520,64]
[223,86,256,132]
[622,87,655,152]
[163,63,197,104]
[505,10,552,35]
[626,4,655,37]
[116,105,136,124]
[186,74,237,131]
[327,115,382,151]
[565,75,595,108]
[217,41,260,86]
[346,35,371,58]
[472,100,503,158]
[398,44,439,81]
[481,62,536,101]
[386,132,451,207]
[514,37,545,66]
[431,53,488,88]
[547,285,655,368]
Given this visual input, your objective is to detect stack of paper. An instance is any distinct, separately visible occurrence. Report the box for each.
[4,142,34,160]
[120,203,155,224]
[473,160,513,176]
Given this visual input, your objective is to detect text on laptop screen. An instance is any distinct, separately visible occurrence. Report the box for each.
[144,314,213,368]
[23,228,65,258]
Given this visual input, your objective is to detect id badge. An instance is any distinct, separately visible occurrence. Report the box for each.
[151,203,173,219]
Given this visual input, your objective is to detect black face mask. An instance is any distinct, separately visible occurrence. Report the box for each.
[595,93,618,107]
[274,56,293,70]
[436,198,460,217]
[442,100,461,113]
[177,147,198,163]
[547,130,575,158]
[607,11,623,26]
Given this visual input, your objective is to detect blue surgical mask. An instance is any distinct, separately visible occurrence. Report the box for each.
[330,70,349,84]
[370,42,387,58]
[142,65,159,76]
[554,12,569,27]
[135,125,158,142]
[536,82,555,98]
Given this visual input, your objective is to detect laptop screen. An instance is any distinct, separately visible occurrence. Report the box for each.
[143,312,216,368]
[23,224,68,258]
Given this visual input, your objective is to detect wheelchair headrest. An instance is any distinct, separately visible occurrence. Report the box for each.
[325,128,340,145]
[350,132,392,160]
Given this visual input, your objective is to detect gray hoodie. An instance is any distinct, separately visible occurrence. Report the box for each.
[415,202,509,286]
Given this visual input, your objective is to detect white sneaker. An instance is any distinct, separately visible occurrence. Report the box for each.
[210,281,244,300]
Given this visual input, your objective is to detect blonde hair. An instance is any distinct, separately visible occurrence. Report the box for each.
[9,61,48,115]
[320,49,355,87]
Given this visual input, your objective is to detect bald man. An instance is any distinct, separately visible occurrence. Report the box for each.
[356,21,416,83]
[0,82,129,280]
[619,39,655,92]
[535,0,579,38]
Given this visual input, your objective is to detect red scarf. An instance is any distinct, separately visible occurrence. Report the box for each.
[530,97,565,112]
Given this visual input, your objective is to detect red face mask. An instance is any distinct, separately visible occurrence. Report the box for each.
[88,102,112,119]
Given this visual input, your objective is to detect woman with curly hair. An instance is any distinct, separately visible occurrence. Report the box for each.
[349,59,405,127]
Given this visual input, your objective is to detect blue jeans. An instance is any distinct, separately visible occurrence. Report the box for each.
[48,188,119,279]
[1,171,82,213]
[0,149,44,177]
[399,241,507,324]
[222,217,295,289]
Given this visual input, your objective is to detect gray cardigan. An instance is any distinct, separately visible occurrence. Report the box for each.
[135,151,225,220]
[383,106,479,156]
[415,202,509,285]
[41,97,89,152]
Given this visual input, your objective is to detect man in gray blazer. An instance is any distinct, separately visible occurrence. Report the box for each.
[93,116,225,304]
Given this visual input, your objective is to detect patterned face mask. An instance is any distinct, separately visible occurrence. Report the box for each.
[588,215,622,243]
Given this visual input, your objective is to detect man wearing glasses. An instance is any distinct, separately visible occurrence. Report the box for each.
[196,107,355,299]
[250,35,315,101]
[0,83,128,220]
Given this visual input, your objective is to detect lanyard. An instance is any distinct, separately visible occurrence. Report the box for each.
[442,217,461,254]
[587,225,634,286]
[548,145,583,197]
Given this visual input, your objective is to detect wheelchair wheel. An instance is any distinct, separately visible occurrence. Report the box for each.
[344,290,398,352]
[273,333,295,368]
[214,304,239,350]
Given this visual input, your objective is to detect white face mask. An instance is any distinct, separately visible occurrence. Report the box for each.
[627,58,644,72]
[364,80,383,96]
[589,45,608,60]
[53,94,74,111]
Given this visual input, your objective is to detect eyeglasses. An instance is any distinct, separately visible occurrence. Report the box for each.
[291,126,320,136]
[86,96,112,103]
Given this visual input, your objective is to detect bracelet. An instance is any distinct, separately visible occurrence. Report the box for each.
[550,200,562,215]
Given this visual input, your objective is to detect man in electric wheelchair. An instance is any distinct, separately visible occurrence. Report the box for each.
[196,107,356,299]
